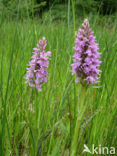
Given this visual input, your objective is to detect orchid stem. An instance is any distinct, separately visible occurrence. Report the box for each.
[70,86,87,156]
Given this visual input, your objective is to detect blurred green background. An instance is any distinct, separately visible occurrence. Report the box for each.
[1,0,117,20]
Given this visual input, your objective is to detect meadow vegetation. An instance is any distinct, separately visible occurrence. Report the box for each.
[0,1,117,155]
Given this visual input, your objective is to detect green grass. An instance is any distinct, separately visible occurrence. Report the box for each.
[0,15,117,155]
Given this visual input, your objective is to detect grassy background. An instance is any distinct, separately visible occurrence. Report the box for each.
[0,1,117,155]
